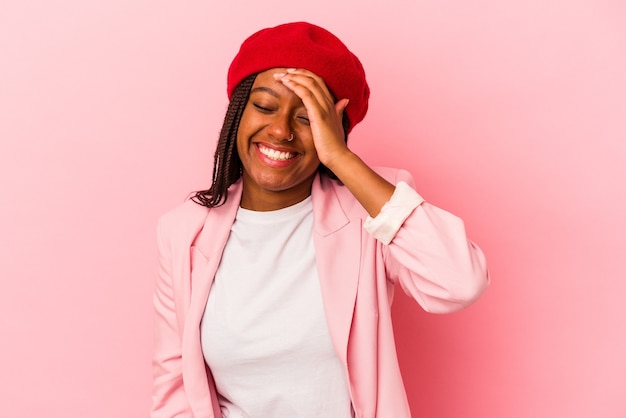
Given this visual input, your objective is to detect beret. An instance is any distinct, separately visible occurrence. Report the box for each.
[227,22,370,132]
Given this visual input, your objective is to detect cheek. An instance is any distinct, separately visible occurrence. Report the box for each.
[237,110,264,143]
[235,133,244,153]
[235,116,253,153]
[301,137,319,159]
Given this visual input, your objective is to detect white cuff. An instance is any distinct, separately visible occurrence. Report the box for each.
[363,181,424,245]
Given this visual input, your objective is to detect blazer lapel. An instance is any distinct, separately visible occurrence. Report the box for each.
[311,174,362,365]
[181,181,243,417]
[179,175,361,413]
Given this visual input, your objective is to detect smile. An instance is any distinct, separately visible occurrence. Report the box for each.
[257,144,297,161]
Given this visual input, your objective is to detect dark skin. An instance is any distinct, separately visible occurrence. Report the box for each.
[237,68,395,215]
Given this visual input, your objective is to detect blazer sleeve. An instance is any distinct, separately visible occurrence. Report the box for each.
[151,217,193,417]
[376,169,490,313]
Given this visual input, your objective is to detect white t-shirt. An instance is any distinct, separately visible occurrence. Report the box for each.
[200,196,352,418]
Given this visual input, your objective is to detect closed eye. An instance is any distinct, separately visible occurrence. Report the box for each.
[253,103,274,113]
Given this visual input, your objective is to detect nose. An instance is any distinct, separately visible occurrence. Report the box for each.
[267,113,292,142]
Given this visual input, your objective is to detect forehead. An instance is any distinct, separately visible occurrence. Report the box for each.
[251,68,287,90]
[250,68,302,103]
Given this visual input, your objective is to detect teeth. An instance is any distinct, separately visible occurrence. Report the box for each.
[259,145,295,161]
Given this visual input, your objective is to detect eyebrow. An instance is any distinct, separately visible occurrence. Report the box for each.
[250,86,280,98]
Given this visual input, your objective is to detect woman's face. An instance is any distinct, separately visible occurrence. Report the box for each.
[236,68,321,211]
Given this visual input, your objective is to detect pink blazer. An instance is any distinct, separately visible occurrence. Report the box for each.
[152,167,489,418]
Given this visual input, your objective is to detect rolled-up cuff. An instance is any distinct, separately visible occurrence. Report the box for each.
[363,181,424,245]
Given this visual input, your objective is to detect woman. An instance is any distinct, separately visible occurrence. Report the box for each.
[152,21,489,418]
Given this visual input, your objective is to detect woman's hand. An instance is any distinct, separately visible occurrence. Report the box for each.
[273,68,395,218]
[272,68,350,171]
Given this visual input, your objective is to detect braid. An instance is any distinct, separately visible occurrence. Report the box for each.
[192,74,257,207]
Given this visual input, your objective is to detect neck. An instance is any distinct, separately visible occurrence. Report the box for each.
[239,178,315,212]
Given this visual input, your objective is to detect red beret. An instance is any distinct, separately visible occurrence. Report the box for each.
[227,22,370,132]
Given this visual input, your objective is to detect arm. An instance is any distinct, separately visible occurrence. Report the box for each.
[151,218,193,417]
[275,68,394,217]
[371,170,489,313]
[278,69,488,312]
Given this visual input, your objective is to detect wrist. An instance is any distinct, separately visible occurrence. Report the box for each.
[321,148,357,176]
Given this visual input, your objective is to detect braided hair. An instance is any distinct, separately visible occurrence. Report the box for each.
[192,74,256,207]
[192,74,351,208]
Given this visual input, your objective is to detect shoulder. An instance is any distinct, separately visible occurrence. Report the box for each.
[157,199,210,244]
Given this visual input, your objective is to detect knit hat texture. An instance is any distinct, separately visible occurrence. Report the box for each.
[227,22,369,132]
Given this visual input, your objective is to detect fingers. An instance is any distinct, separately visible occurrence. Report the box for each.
[335,98,350,119]
[272,69,350,165]
[275,68,333,105]
[272,68,345,123]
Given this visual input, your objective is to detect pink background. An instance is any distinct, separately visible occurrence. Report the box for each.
[1,1,625,417]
